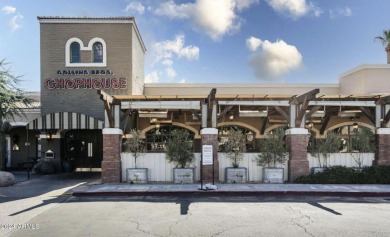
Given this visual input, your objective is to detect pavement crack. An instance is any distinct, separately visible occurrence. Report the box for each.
[284,204,314,237]
[127,219,164,237]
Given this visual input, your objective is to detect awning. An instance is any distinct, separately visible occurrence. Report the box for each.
[27,112,104,130]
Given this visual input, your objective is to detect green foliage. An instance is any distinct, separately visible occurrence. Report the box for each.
[122,129,145,168]
[375,29,390,46]
[223,129,246,168]
[256,127,287,167]
[309,131,340,167]
[165,129,194,168]
[0,59,32,170]
[0,59,33,120]
[295,166,390,184]
[351,127,376,168]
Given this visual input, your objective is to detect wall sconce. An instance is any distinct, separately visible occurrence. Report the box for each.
[46,133,52,142]
[229,114,235,121]
[12,134,19,150]
[353,123,359,129]
[155,123,160,129]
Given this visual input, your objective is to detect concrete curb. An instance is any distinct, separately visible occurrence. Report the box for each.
[72,190,390,198]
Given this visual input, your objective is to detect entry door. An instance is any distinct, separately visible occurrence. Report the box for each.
[6,136,11,167]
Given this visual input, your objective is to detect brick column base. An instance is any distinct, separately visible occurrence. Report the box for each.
[373,128,390,166]
[201,128,219,183]
[286,128,310,182]
[101,128,123,183]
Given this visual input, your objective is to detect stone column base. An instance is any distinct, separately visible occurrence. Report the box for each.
[101,128,122,183]
[286,128,310,182]
[288,160,310,181]
[373,128,390,166]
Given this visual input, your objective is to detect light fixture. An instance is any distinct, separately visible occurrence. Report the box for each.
[155,123,160,129]
[246,131,254,141]
[353,123,359,129]
[229,114,235,121]
[46,133,52,142]
[308,122,314,128]
[150,118,158,123]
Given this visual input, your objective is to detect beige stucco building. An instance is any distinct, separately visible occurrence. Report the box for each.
[4,17,390,183]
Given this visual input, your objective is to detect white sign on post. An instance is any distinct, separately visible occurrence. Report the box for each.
[202,145,213,165]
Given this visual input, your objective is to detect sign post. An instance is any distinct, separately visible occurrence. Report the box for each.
[201,145,214,189]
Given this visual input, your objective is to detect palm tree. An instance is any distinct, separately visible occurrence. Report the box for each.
[375,30,390,64]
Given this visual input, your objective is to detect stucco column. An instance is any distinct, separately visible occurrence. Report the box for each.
[101,128,122,183]
[373,128,390,166]
[200,128,219,183]
[286,128,310,182]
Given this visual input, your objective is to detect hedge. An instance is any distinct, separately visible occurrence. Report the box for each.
[294,166,390,184]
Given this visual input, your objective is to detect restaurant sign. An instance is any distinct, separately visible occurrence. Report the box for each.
[44,69,127,89]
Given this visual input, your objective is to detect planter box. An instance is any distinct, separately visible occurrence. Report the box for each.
[173,168,195,184]
[225,167,247,183]
[263,167,284,183]
[126,168,148,184]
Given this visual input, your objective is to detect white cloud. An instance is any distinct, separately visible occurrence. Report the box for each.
[152,34,199,64]
[9,13,23,31]
[124,2,145,15]
[166,67,177,78]
[329,7,352,19]
[246,36,262,52]
[2,5,16,14]
[265,0,320,19]
[248,39,302,80]
[153,0,192,19]
[153,0,259,41]
[149,34,199,82]
[145,71,160,83]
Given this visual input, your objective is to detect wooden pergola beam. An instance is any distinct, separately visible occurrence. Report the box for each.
[274,106,289,121]
[382,109,390,127]
[359,106,375,125]
[320,115,331,135]
[376,95,390,105]
[290,89,320,105]
[306,105,321,120]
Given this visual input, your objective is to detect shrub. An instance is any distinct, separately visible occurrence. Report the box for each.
[294,166,390,184]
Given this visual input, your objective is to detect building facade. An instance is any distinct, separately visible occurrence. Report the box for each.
[4,17,390,183]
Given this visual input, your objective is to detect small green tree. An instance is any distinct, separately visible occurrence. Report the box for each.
[256,127,287,167]
[310,131,340,167]
[224,129,246,168]
[374,29,390,64]
[0,59,32,170]
[122,129,145,169]
[351,127,375,168]
[165,129,194,168]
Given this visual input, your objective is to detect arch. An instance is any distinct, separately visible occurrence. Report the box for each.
[323,121,375,136]
[218,121,260,138]
[65,37,107,67]
[70,42,81,63]
[93,42,103,63]
[140,122,200,139]
[263,124,286,137]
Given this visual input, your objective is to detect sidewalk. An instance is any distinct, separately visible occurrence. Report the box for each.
[72,182,390,197]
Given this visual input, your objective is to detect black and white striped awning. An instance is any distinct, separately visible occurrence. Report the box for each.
[27,112,104,130]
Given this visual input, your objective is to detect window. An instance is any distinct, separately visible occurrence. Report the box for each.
[93,42,103,63]
[70,42,81,63]
[218,126,256,152]
[145,126,194,152]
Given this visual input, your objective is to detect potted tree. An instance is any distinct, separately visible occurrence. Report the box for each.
[165,129,195,184]
[351,126,375,169]
[255,127,287,183]
[309,131,339,173]
[122,129,147,184]
[224,129,247,183]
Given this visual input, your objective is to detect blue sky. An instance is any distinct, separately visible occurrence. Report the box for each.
[1,0,390,91]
